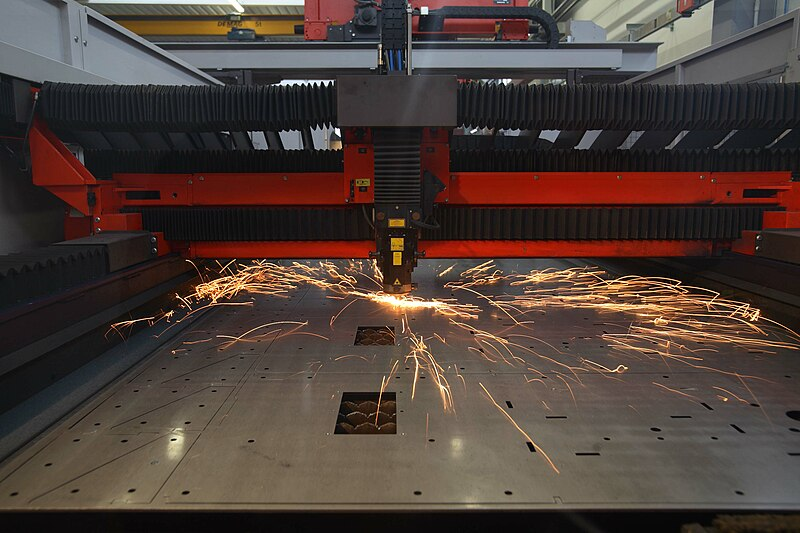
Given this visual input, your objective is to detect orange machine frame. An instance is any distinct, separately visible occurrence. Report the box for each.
[29,118,800,260]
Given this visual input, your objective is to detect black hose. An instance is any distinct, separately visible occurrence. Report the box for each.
[362,204,375,231]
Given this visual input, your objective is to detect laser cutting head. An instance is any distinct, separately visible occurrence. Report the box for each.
[376,211,417,294]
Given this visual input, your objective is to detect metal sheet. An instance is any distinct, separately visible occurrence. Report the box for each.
[0,259,799,511]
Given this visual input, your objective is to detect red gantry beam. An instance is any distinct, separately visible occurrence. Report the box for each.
[27,118,800,260]
[100,171,795,207]
[189,240,716,259]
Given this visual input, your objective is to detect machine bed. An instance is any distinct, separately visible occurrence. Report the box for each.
[1,259,798,518]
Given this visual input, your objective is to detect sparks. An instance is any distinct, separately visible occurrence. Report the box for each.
[479,382,560,474]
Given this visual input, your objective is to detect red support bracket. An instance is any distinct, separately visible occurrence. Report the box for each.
[29,118,97,215]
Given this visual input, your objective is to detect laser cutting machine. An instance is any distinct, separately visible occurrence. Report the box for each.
[10,0,800,296]
[2,0,800,528]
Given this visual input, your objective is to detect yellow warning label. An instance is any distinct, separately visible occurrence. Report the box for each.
[390,237,404,251]
[388,218,406,228]
[354,178,370,187]
[393,278,402,286]
[392,251,402,266]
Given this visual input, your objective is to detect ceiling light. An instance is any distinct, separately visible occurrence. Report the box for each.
[229,0,245,13]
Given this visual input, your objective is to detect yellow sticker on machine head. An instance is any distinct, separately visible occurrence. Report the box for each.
[388,218,406,228]
[392,251,402,266]
[354,178,370,187]
[390,237,404,251]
